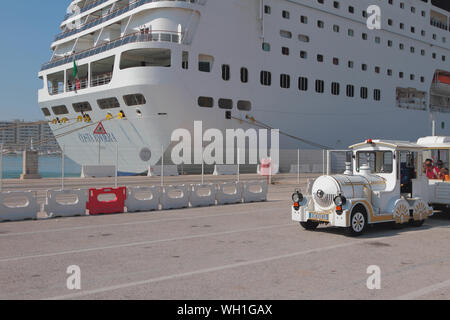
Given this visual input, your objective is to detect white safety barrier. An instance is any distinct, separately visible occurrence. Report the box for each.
[190,184,216,207]
[161,185,190,210]
[242,181,268,203]
[126,186,161,212]
[81,165,116,178]
[290,164,312,174]
[216,182,243,205]
[213,165,239,176]
[148,165,179,177]
[44,189,88,218]
[0,191,39,222]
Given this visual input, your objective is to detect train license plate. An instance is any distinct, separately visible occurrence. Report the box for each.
[309,212,329,222]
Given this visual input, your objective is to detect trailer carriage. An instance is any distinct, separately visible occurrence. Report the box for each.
[292,139,433,236]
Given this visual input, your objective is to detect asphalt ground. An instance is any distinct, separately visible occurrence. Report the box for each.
[0,174,449,300]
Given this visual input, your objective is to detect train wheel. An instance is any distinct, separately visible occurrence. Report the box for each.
[347,208,367,236]
[410,220,425,227]
[300,221,319,231]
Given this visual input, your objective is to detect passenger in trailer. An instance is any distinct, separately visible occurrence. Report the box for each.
[423,159,439,179]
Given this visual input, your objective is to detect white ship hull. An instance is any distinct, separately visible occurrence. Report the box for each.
[38,0,450,173]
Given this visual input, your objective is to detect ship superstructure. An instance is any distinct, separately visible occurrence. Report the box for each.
[38,0,450,173]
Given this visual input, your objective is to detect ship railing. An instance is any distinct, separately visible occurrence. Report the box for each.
[56,0,202,41]
[63,0,110,21]
[66,78,89,92]
[42,30,183,71]
[430,18,449,31]
[91,73,113,87]
[48,86,65,96]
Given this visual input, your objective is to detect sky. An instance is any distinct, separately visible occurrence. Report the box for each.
[0,1,69,121]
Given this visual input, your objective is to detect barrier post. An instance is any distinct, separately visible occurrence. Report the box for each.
[297,149,300,185]
[201,146,204,185]
[327,150,331,176]
[115,143,118,188]
[237,148,240,183]
[0,144,3,192]
[61,145,65,191]
[322,149,325,175]
[161,145,164,187]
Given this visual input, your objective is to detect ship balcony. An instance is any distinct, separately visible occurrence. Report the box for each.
[47,56,114,95]
[63,0,111,22]
[55,0,204,43]
[42,30,182,71]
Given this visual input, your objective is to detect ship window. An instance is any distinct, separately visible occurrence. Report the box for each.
[298,77,308,91]
[182,51,189,69]
[282,10,290,19]
[124,94,147,106]
[331,82,340,95]
[120,49,171,69]
[262,42,271,51]
[52,105,69,115]
[360,87,368,99]
[199,54,214,72]
[374,89,381,101]
[73,102,92,113]
[237,100,252,111]
[282,47,290,55]
[280,74,290,89]
[346,85,355,97]
[41,108,51,117]
[240,68,249,83]
[47,71,65,95]
[300,16,308,24]
[298,34,310,43]
[356,151,393,174]
[222,65,230,81]
[218,99,233,110]
[198,97,214,108]
[91,56,114,87]
[280,30,292,39]
[300,51,307,59]
[98,97,120,110]
[315,80,324,93]
[260,71,272,86]
[264,5,271,14]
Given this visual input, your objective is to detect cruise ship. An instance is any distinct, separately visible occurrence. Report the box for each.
[38,0,450,173]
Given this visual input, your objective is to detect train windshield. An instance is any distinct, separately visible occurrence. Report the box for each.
[356,151,393,174]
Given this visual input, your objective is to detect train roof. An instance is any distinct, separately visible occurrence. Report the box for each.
[417,136,450,149]
[349,139,424,151]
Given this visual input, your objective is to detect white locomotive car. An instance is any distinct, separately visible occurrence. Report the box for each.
[292,139,434,236]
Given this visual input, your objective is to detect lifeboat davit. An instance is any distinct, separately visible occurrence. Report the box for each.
[431,73,450,95]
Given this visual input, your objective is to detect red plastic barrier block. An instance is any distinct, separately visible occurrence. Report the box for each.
[87,187,127,215]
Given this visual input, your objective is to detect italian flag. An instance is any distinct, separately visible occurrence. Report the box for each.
[73,60,80,90]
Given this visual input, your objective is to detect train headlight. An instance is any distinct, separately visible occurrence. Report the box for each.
[334,195,347,207]
[292,191,304,203]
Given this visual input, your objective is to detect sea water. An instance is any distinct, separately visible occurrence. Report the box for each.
[1,155,81,179]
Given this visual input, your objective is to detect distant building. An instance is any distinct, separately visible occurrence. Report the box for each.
[0,120,59,153]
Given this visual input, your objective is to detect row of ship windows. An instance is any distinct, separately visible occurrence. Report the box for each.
[273,28,447,61]
[267,0,449,44]
[198,97,252,110]
[41,94,146,116]
[268,0,429,18]
[260,74,382,101]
